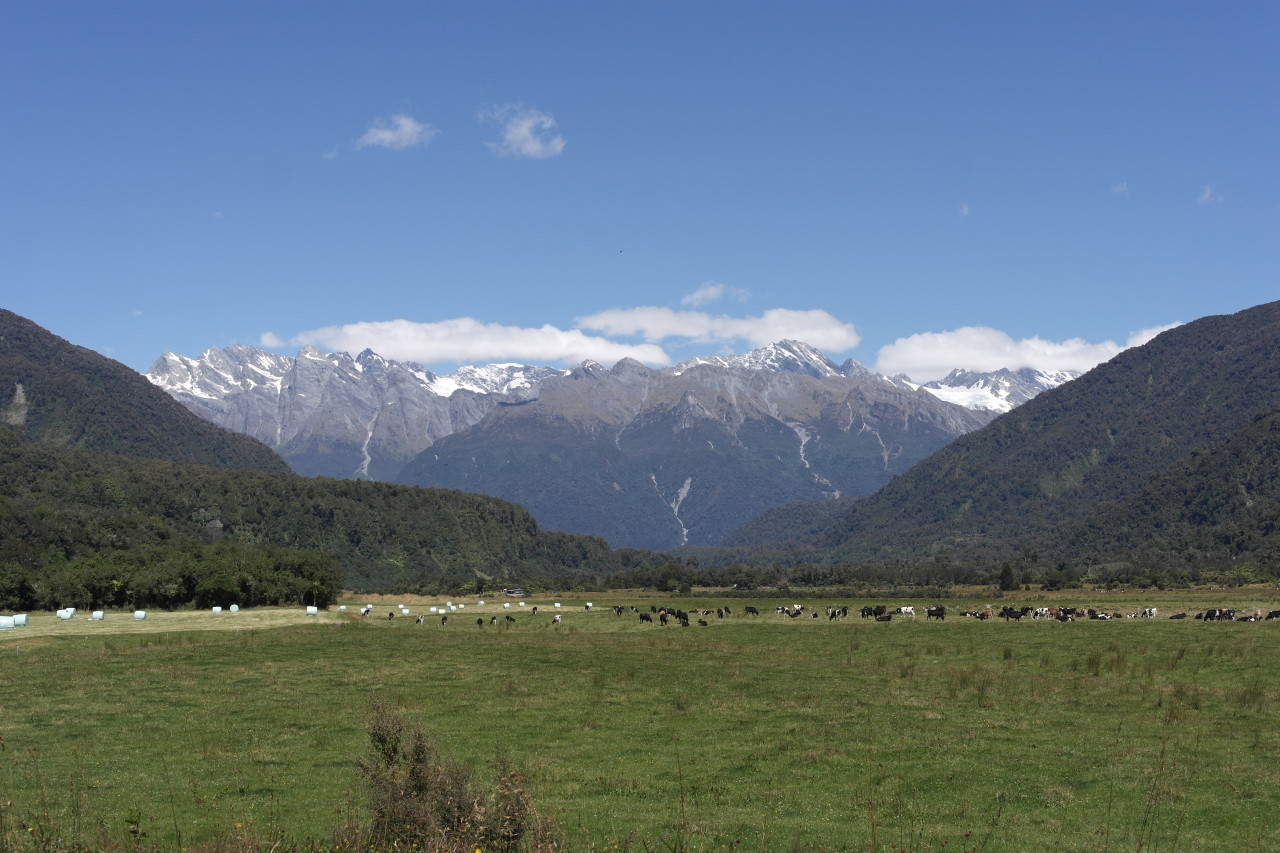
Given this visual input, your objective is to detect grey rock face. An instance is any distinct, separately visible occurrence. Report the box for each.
[146,345,562,480]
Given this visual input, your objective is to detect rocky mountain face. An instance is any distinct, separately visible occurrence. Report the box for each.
[148,345,561,480]
[148,340,1016,549]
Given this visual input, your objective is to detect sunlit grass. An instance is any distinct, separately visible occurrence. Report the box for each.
[2,589,1279,851]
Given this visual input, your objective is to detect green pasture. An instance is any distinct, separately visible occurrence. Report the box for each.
[2,590,1279,851]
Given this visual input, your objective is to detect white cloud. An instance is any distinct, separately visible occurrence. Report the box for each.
[355,114,439,151]
[1197,184,1223,205]
[282,318,668,367]
[680,281,749,307]
[959,202,970,217]
[259,331,284,348]
[575,306,860,353]
[873,323,1182,382]
[480,103,566,159]
[1113,181,1129,198]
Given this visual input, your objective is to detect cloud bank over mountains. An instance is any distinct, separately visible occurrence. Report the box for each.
[260,285,1178,382]
[874,323,1181,382]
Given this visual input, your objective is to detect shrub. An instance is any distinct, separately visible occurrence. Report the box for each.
[357,695,561,852]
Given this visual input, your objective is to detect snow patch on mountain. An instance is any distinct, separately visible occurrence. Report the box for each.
[889,367,1079,413]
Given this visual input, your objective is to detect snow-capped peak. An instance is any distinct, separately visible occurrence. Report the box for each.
[674,339,849,379]
[915,367,1080,413]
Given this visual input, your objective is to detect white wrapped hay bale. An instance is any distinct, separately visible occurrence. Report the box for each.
[13,614,28,627]
[56,609,71,620]
[230,604,239,612]
[0,616,14,630]
[212,606,222,614]
[134,611,146,620]
[90,611,104,621]
[306,605,319,616]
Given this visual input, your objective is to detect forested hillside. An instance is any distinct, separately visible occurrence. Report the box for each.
[722,301,1280,574]
[0,426,650,608]
[1,309,288,472]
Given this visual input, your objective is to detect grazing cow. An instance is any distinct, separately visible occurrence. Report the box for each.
[584,603,592,611]
[553,614,562,625]
[504,614,516,623]
[744,606,760,616]
[388,611,395,620]
[490,615,498,625]
[659,612,669,626]
[613,605,624,616]
[977,609,993,621]
[1141,607,1158,618]
[1265,610,1280,621]
[476,618,484,627]
[360,606,372,617]
[415,614,426,624]
[926,605,946,621]
[899,606,915,618]
[639,612,653,623]
[532,606,539,616]
[440,615,448,626]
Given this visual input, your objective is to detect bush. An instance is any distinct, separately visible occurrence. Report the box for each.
[357,695,561,852]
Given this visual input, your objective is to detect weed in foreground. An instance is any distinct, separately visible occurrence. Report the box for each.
[357,693,562,852]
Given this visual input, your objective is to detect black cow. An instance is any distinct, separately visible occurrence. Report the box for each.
[744,606,760,616]
[504,614,516,623]
[926,605,946,621]
[639,612,653,623]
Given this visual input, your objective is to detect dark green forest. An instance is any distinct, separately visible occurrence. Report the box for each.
[0,426,659,610]
[1,308,288,472]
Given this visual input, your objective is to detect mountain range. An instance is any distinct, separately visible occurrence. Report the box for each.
[147,341,1074,550]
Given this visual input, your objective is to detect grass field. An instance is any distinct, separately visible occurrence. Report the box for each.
[2,588,1279,851]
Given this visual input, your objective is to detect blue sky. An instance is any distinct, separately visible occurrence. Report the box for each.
[4,1,1277,381]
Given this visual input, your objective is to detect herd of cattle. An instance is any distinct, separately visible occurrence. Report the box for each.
[361,601,1280,626]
